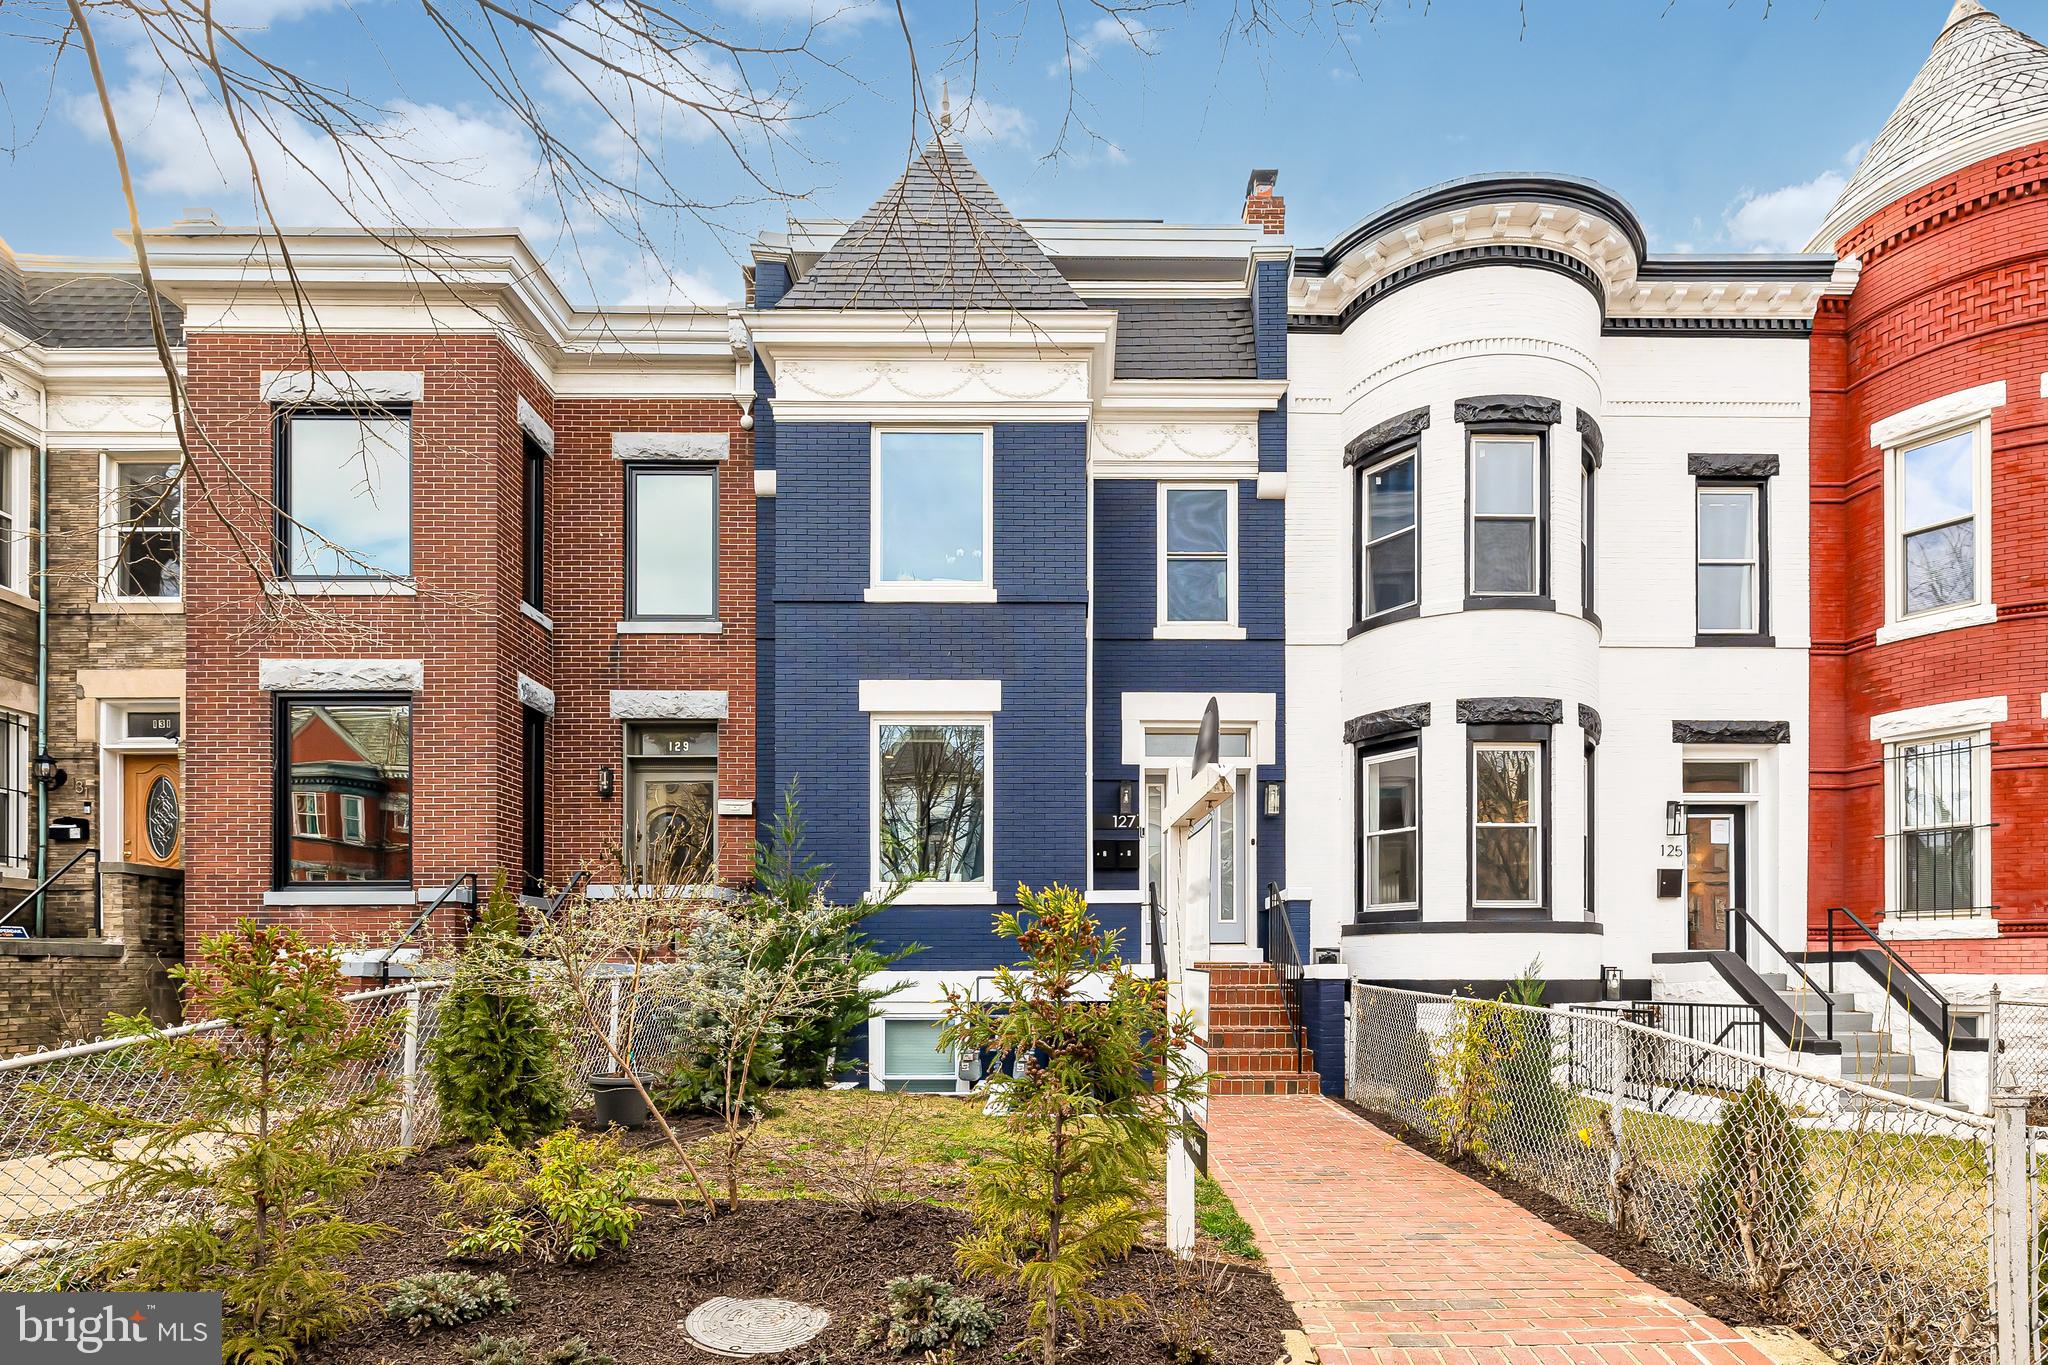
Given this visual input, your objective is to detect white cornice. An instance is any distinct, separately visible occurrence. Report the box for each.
[1095,378,1288,415]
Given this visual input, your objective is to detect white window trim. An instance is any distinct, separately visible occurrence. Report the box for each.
[0,708,27,877]
[97,700,181,869]
[1696,484,1760,636]
[1360,447,1420,621]
[867,427,996,604]
[1878,396,1998,644]
[340,794,366,845]
[869,711,996,905]
[867,1015,966,1094]
[1155,482,1244,639]
[292,791,322,838]
[0,446,29,603]
[99,453,182,604]
[1472,741,1543,910]
[1468,433,1543,598]
[1360,746,1419,914]
[1881,722,1994,932]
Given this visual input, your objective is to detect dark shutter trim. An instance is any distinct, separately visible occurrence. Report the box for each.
[1345,703,1432,746]
[1577,410,1604,468]
[1455,394,1560,427]
[1344,407,1432,467]
[1688,452,1780,479]
[1579,704,1602,745]
[1672,719,1791,745]
[1456,696,1563,726]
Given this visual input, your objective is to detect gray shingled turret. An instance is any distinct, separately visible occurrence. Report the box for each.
[779,138,1084,311]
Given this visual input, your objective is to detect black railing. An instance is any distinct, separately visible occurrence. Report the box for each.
[1262,881,1310,1073]
[1570,1000,1764,1109]
[1728,904,1834,1044]
[1146,881,1166,981]
[378,873,478,983]
[517,869,590,936]
[1827,905,1953,1102]
[0,846,101,939]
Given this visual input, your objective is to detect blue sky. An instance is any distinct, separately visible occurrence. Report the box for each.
[0,0,2026,302]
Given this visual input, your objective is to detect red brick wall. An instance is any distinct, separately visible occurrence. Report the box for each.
[1810,139,2048,969]
[183,331,754,958]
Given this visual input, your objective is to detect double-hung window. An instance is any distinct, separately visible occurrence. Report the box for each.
[276,696,411,888]
[1468,435,1542,599]
[1580,462,1595,619]
[522,435,546,611]
[523,707,546,894]
[872,430,992,600]
[277,409,412,580]
[1158,485,1236,631]
[0,447,18,593]
[107,459,182,600]
[1358,450,1418,624]
[1697,484,1764,637]
[1358,747,1419,915]
[1891,732,1987,920]
[1897,428,1979,618]
[874,718,991,895]
[626,465,716,621]
[1472,740,1543,911]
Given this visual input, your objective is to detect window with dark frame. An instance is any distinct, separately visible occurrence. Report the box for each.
[523,706,546,894]
[1696,481,1769,641]
[1356,741,1420,917]
[1467,432,1546,603]
[1583,738,1596,919]
[522,435,546,611]
[1580,460,1595,620]
[275,408,412,580]
[625,464,717,621]
[274,694,412,889]
[1356,448,1419,626]
[1470,730,1546,915]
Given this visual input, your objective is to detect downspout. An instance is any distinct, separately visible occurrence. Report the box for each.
[33,435,47,934]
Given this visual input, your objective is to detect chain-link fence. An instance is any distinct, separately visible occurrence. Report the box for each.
[1350,984,2008,1364]
[1992,994,2048,1108]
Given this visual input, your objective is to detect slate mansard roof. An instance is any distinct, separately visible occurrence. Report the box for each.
[1812,0,2048,249]
[778,138,1085,311]
[1093,297,1257,380]
[0,238,183,349]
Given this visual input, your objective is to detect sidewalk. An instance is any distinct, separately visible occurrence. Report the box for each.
[1208,1095,1772,1365]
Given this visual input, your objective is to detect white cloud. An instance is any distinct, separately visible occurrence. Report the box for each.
[1724,169,1846,252]
[710,0,882,23]
[607,250,738,307]
[946,95,1031,148]
[536,2,794,149]
[1048,16,1161,75]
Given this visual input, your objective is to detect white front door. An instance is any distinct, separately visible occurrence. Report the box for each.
[1209,790,1245,945]
[1183,812,1214,961]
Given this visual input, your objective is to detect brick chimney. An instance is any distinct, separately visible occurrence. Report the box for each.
[1243,169,1284,235]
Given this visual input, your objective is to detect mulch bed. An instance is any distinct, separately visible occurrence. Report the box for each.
[310,1144,1298,1365]
[1334,1098,1783,1331]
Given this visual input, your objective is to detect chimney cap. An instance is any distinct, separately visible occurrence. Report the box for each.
[1245,169,1279,199]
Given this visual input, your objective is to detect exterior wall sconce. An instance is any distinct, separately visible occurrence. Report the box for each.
[1263,782,1282,817]
[31,752,66,792]
[597,766,615,800]
[1118,780,1135,816]
[1601,965,1624,1001]
[1664,800,1684,838]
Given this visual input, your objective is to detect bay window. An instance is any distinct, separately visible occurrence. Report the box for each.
[1468,434,1543,599]
[1472,739,1543,911]
[1358,747,1419,915]
[1358,450,1418,625]
[1891,732,1987,919]
[1897,428,1979,617]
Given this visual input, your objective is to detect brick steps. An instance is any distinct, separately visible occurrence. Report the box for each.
[1194,962,1321,1096]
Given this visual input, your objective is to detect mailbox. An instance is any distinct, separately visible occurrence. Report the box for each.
[48,816,91,844]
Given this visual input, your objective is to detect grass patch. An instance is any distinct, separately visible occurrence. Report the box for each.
[1196,1176,1261,1259]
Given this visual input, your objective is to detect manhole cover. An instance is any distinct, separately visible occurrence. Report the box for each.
[684,1297,830,1357]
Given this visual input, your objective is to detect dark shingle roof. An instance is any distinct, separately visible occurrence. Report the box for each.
[1093,297,1257,379]
[0,240,182,348]
[780,139,1084,311]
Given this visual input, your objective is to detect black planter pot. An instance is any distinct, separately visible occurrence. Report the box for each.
[588,1074,651,1129]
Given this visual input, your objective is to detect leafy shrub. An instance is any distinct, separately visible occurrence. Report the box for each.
[39,921,402,1365]
[1698,1076,1811,1306]
[1493,965,1571,1152]
[438,1129,650,1264]
[382,1271,517,1334]
[858,1275,998,1352]
[944,885,1206,1365]
[1425,997,1517,1163]
[462,1334,614,1365]
[428,886,574,1145]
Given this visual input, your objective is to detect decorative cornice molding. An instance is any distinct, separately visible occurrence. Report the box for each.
[1327,336,1598,416]
[1457,696,1563,726]
[1454,394,1560,427]
[1869,380,2006,451]
[1688,452,1780,479]
[1291,244,1603,335]
[1672,719,1790,745]
[1578,704,1602,745]
[611,689,728,721]
[1576,410,1604,468]
[1344,703,1431,746]
[1600,316,1813,338]
[611,432,729,462]
[261,370,421,404]
[259,658,422,692]
[1343,406,1431,467]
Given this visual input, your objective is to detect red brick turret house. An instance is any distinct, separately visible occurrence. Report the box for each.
[1809,0,2048,984]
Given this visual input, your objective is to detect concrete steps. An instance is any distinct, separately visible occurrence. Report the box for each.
[1751,970,1949,1104]
[1194,962,1321,1096]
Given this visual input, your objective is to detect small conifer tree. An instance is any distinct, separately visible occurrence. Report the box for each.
[429,880,574,1145]
[942,885,1205,1365]
[40,921,402,1365]
[1699,1075,1811,1306]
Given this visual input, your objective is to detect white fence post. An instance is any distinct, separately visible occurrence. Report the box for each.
[400,985,421,1148]
[1992,1092,2035,1365]
[1989,983,2004,1113]
[607,977,624,1068]
[1606,1016,1627,1226]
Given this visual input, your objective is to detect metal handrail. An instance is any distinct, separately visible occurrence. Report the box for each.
[378,872,478,983]
[1146,881,1167,982]
[0,846,100,937]
[1827,905,1953,1102]
[1727,905,1835,1043]
[1263,881,1311,1073]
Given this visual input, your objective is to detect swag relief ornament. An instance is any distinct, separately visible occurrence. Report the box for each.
[777,358,1088,404]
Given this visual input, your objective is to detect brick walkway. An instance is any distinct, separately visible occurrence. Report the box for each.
[1208,1096,1772,1365]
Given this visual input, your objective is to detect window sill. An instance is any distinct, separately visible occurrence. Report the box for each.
[1879,915,1999,941]
[864,584,998,605]
[872,884,999,906]
[92,599,182,615]
[520,601,554,631]
[0,586,37,613]
[1876,601,1997,646]
[266,579,418,597]
[617,620,724,635]
[264,887,415,907]
[1463,594,1556,613]
[1695,632,1777,648]
[1153,622,1247,641]
[1348,602,1421,638]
